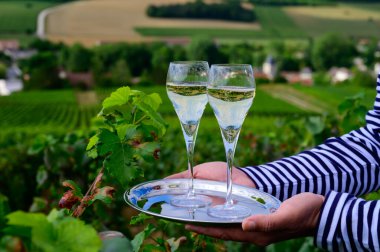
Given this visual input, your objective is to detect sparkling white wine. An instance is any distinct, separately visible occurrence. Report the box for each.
[208,86,255,142]
[167,82,208,136]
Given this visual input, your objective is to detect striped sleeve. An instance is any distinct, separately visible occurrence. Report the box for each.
[240,73,380,201]
[315,191,380,251]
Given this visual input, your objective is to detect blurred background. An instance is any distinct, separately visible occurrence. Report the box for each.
[1,0,380,251]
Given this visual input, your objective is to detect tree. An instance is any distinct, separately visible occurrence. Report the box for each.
[228,43,254,64]
[312,33,356,71]
[151,45,174,84]
[21,52,62,89]
[67,44,93,72]
[0,63,6,79]
[188,36,227,64]
[110,59,131,86]
[351,70,375,88]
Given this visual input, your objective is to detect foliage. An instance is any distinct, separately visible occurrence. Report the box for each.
[66,43,93,73]
[110,59,132,86]
[188,37,228,65]
[0,84,378,250]
[147,0,256,22]
[21,52,64,89]
[311,33,357,71]
[0,209,102,252]
[337,92,367,133]
[0,62,6,79]
[351,70,376,88]
[86,87,167,188]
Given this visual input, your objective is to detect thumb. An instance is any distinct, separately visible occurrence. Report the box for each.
[242,214,278,232]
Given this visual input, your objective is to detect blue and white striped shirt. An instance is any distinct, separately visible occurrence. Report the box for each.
[241,74,380,251]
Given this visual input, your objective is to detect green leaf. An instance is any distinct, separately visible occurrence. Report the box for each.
[53,217,101,252]
[145,93,162,111]
[87,135,99,151]
[98,129,136,186]
[116,124,137,140]
[131,224,156,252]
[338,99,354,114]
[102,87,131,112]
[6,210,102,252]
[135,96,167,135]
[130,213,153,226]
[47,209,66,223]
[90,186,115,205]
[135,142,159,161]
[6,211,55,251]
[87,148,98,159]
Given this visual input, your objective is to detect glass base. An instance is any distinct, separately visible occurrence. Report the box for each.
[170,194,212,208]
[207,204,251,219]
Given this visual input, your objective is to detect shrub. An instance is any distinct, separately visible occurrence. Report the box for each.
[147,0,256,22]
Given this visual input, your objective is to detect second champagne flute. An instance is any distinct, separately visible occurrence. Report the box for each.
[207,64,256,219]
[166,61,212,208]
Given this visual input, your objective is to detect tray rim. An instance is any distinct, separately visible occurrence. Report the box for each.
[124,178,281,225]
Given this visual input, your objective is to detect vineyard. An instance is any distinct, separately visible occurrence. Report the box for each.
[0,84,374,143]
[0,86,311,138]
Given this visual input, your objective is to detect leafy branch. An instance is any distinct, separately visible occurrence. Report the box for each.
[59,87,167,217]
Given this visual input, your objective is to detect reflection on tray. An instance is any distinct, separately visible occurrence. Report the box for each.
[125,179,282,224]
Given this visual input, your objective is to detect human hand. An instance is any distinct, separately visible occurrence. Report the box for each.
[166,161,255,188]
[185,192,324,247]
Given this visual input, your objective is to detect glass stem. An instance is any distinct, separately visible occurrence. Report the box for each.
[186,139,195,197]
[221,128,240,208]
[225,143,236,207]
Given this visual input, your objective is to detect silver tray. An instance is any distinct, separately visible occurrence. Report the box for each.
[124,179,281,225]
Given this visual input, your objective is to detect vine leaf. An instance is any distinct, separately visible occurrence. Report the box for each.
[5,210,102,252]
[129,213,153,226]
[90,186,115,205]
[102,86,131,112]
[131,224,156,252]
[98,128,136,187]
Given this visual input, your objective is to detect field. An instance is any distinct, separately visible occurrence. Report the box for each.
[285,3,380,37]
[41,1,380,45]
[1,1,380,45]
[0,84,374,143]
[0,1,55,34]
[42,0,260,45]
[135,6,306,39]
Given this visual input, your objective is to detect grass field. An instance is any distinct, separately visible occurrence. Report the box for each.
[0,1,54,34]
[292,84,376,112]
[135,6,306,39]
[285,3,380,37]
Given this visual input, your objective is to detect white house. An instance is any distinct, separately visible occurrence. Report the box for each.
[262,55,277,80]
[329,67,352,84]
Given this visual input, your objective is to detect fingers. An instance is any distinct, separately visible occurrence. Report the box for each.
[185,225,253,242]
[242,213,286,232]
[165,170,189,179]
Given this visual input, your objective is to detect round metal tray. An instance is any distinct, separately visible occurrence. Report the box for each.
[124,179,281,225]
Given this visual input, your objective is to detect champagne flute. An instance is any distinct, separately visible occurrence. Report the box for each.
[166,61,212,208]
[207,64,255,219]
